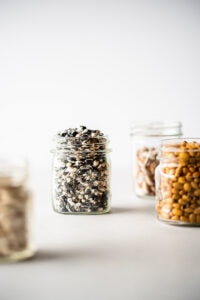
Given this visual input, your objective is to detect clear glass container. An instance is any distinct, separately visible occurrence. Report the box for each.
[51,127,111,214]
[0,156,35,261]
[130,121,182,199]
[156,138,200,226]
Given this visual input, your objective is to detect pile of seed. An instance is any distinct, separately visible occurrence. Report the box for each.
[156,140,200,225]
[53,126,110,214]
[0,178,29,257]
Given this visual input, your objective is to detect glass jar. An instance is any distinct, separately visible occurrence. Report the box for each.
[51,126,111,214]
[130,121,182,199]
[0,156,35,261]
[156,138,200,226]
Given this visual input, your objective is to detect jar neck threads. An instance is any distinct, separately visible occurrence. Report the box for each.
[130,121,182,137]
[159,138,200,162]
[52,126,111,155]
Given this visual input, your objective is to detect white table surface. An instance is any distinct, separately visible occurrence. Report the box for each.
[0,168,200,300]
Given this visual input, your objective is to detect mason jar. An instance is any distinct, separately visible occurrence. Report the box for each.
[130,121,182,199]
[156,138,200,226]
[51,126,111,214]
[0,156,35,261]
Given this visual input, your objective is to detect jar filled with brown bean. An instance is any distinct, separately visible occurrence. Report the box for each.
[130,122,182,199]
[0,156,35,261]
[156,139,200,225]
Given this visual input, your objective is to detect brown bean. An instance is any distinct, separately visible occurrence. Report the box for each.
[172,208,182,217]
[189,214,196,223]
[194,207,200,214]
[171,216,179,221]
[180,216,189,222]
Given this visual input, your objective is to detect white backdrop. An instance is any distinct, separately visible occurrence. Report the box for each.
[0,0,200,208]
[1,3,200,299]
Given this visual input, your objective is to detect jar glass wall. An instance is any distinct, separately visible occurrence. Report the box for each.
[0,156,35,261]
[51,126,111,214]
[156,138,200,226]
[130,121,182,199]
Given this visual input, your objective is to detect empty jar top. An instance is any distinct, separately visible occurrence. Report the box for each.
[0,156,28,187]
[130,121,182,137]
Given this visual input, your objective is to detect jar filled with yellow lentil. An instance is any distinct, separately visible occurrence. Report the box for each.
[156,138,200,225]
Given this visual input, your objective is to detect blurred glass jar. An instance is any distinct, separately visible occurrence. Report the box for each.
[156,138,200,226]
[0,156,35,261]
[51,127,111,214]
[130,121,182,199]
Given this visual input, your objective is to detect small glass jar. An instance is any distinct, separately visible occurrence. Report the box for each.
[51,126,111,214]
[156,138,200,226]
[0,156,35,261]
[130,121,182,199]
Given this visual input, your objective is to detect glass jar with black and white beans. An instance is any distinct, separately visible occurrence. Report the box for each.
[51,126,111,214]
[130,121,182,199]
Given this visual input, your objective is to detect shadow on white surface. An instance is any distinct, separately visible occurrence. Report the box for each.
[111,203,154,215]
[32,247,112,263]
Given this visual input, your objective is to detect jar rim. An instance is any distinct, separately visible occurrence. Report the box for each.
[50,147,112,154]
[161,137,200,142]
[51,135,111,154]
[130,121,182,137]
[0,155,29,186]
[54,134,109,142]
[159,138,200,154]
